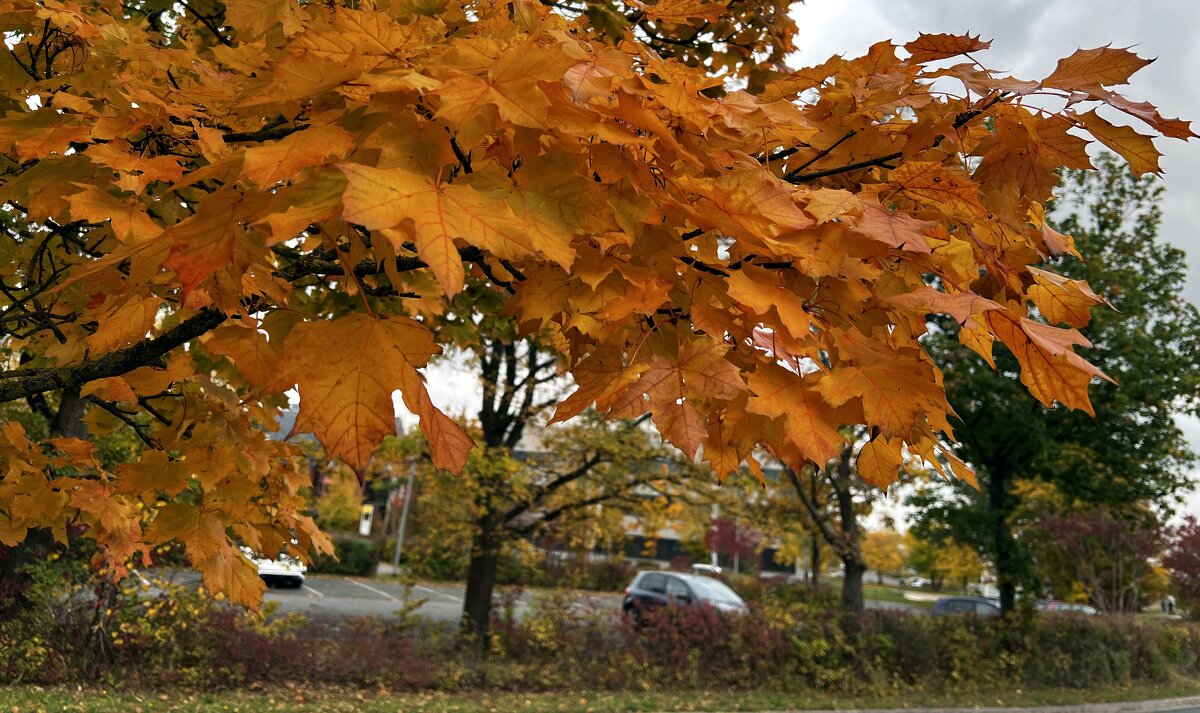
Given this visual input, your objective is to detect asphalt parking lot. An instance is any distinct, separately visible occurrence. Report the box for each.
[262,576,625,622]
[141,570,914,620]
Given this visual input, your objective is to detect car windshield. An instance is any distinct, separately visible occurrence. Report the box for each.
[686,577,743,603]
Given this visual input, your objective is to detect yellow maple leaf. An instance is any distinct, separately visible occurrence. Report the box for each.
[1043,46,1152,90]
[746,363,845,466]
[239,124,356,187]
[85,295,163,355]
[903,33,991,63]
[890,162,986,220]
[1026,266,1111,328]
[849,201,937,253]
[815,363,951,437]
[163,190,251,299]
[1075,109,1161,177]
[856,436,903,489]
[340,163,546,294]
[986,310,1113,415]
[280,313,472,472]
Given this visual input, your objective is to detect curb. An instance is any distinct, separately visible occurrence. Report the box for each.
[680,694,1200,713]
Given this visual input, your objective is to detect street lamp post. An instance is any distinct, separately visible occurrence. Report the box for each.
[390,464,416,576]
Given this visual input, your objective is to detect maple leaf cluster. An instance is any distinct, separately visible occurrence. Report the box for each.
[0,0,1192,604]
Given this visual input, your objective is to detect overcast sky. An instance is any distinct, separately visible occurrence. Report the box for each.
[417,0,1200,522]
[791,0,1200,302]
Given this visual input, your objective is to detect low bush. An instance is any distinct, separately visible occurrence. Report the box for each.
[309,536,382,576]
[401,547,469,581]
[4,558,1200,696]
[537,555,637,592]
[401,545,638,592]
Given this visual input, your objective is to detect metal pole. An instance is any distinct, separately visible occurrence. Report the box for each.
[390,465,415,576]
[709,503,719,567]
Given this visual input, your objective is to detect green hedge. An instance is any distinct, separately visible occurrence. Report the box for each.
[8,556,1200,695]
[308,536,382,576]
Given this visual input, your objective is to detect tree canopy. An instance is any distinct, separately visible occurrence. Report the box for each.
[907,155,1200,613]
[0,0,1193,605]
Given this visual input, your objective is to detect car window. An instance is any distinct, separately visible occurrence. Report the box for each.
[640,573,666,593]
[665,577,690,598]
[947,599,972,613]
[976,601,997,616]
[687,577,743,604]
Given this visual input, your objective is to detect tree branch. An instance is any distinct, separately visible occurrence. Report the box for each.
[782,129,856,181]
[503,451,605,524]
[786,466,840,550]
[0,307,227,405]
[86,396,162,449]
[784,93,1007,184]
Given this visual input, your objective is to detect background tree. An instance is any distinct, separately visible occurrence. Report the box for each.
[706,517,760,573]
[393,407,700,639]
[314,468,364,534]
[862,529,905,585]
[1027,504,1162,613]
[1164,517,1200,618]
[905,534,982,593]
[908,154,1200,615]
[786,446,871,617]
[0,0,1190,603]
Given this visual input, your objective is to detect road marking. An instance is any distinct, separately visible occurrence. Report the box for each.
[414,585,462,603]
[345,578,399,601]
[301,585,325,598]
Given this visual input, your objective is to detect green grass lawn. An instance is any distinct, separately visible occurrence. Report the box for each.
[6,683,1200,713]
[863,583,936,610]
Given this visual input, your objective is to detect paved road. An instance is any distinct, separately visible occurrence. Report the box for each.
[263,577,625,623]
[142,570,915,619]
[864,598,918,612]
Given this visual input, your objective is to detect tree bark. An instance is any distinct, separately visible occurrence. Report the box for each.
[461,514,501,642]
[54,386,88,439]
[1,386,88,613]
[831,449,866,619]
[842,560,866,620]
[987,466,1017,616]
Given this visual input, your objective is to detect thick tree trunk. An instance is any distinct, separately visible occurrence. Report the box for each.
[1,386,88,613]
[841,559,866,618]
[54,386,88,439]
[831,449,865,619]
[987,467,1017,616]
[460,515,501,642]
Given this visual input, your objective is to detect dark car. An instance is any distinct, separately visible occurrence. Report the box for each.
[1037,600,1099,615]
[622,571,748,621]
[930,596,1001,617]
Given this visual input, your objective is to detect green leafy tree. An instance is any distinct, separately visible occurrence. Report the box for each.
[315,469,364,534]
[909,154,1200,614]
[905,534,982,592]
[393,405,700,639]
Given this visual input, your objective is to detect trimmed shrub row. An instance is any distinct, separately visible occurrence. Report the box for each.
[3,569,1200,694]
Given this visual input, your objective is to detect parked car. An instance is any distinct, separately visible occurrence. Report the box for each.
[1037,600,1099,615]
[240,546,306,588]
[623,571,748,621]
[905,576,931,589]
[691,563,723,576]
[930,596,1001,617]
